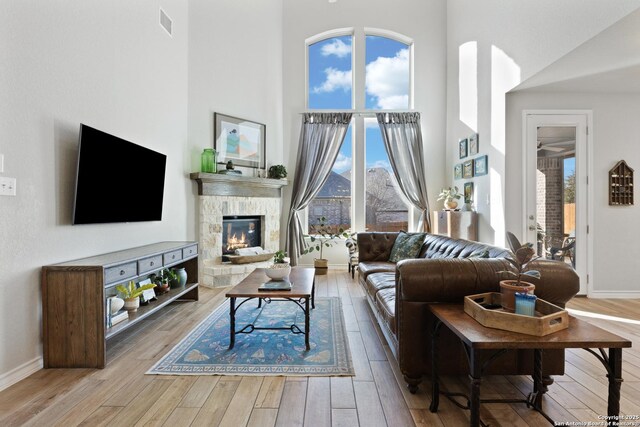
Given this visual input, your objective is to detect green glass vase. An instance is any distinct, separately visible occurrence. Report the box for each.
[200,149,217,173]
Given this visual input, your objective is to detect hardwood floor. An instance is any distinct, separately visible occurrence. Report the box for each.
[1,270,639,426]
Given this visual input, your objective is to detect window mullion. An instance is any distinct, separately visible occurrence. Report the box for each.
[353,117,365,232]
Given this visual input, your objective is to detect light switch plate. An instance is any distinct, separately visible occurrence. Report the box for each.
[0,154,4,173]
[0,176,16,196]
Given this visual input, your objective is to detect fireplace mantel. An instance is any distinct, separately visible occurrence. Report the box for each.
[190,172,288,198]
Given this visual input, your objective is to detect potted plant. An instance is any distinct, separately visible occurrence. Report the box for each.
[303,216,352,274]
[116,280,157,312]
[265,250,291,280]
[498,232,541,312]
[437,187,462,210]
[151,270,172,294]
[268,165,287,179]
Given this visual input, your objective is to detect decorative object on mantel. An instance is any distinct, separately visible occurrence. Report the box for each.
[214,112,265,169]
[268,164,288,179]
[200,148,217,173]
[609,160,634,206]
[498,232,540,312]
[218,160,242,175]
[437,186,461,210]
[265,250,291,280]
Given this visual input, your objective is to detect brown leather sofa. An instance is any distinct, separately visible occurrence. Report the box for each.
[357,232,580,393]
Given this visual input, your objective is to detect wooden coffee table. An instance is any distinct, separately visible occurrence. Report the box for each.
[429,304,632,427]
[225,267,315,351]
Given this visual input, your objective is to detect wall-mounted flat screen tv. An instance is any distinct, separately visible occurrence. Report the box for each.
[72,124,166,225]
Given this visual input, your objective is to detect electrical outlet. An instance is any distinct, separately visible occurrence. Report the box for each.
[0,176,16,196]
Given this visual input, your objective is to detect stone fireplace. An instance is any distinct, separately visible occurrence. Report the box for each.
[191,173,287,288]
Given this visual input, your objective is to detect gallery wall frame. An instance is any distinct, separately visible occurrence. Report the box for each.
[459,138,468,159]
[463,159,474,179]
[474,155,488,176]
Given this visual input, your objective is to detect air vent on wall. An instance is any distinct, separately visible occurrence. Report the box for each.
[159,8,173,37]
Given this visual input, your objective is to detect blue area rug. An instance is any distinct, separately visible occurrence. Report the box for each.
[147,297,354,376]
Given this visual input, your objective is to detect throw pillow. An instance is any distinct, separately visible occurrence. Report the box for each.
[469,249,490,258]
[389,232,427,263]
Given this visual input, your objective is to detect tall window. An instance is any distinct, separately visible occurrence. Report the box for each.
[307,29,412,233]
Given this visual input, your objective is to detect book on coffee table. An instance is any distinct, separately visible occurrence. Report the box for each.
[258,280,293,291]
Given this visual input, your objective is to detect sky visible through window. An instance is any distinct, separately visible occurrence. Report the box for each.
[308,35,409,174]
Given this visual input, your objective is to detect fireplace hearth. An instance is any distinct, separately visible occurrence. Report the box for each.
[222,216,262,261]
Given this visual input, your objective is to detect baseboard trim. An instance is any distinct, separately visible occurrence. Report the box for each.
[0,357,43,392]
[588,290,640,299]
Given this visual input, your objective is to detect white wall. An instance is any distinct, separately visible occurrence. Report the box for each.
[446,0,640,246]
[187,0,284,214]
[282,0,447,266]
[0,0,189,385]
[505,92,640,296]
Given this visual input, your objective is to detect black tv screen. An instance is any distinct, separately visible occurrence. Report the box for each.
[73,124,166,225]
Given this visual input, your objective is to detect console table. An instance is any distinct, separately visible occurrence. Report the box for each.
[41,241,199,368]
[432,210,478,241]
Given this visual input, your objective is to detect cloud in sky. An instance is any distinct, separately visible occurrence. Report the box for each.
[313,68,352,94]
[366,48,409,109]
[321,39,351,58]
[332,152,352,173]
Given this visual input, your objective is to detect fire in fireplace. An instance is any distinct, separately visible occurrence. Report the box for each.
[222,216,262,260]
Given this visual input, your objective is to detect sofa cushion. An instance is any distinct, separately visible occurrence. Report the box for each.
[365,272,396,299]
[419,234,511,259]
[389,232,427,262]
[375,287,396,334]
[358,262,395,281]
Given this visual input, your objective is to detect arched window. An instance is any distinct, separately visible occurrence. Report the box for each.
[306,29,413,233]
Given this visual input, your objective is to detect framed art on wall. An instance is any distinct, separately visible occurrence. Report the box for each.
[474,155,488,176]
[468,133,479,155]
[464,182,474,204]
[459,138,468,159]
[463,160,474,178]
[454,163,463,180]
[214,113,266,169]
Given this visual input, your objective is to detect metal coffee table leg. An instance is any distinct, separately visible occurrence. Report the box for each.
[229,297,236,349]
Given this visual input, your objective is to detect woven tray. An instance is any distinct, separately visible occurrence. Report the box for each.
[464,292,569,336]
[226,253,274,264]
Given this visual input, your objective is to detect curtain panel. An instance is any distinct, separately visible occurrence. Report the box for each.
[376,112,431,232]
[286,113,352,266]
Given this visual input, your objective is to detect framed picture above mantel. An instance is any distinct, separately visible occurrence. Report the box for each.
[214,113,266,169]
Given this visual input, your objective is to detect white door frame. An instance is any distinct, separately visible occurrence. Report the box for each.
[522,110,593,295]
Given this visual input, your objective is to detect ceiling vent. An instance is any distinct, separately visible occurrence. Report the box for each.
[159,8,173,37]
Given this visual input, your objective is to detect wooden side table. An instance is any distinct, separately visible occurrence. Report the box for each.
[428,304,631,427]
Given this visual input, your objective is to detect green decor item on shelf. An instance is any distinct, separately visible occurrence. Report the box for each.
[200,148,217,173]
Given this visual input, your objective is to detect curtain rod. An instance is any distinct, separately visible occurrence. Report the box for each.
[298,110,418,117]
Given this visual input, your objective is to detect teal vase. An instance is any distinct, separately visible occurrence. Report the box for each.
[173,268,188,288]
